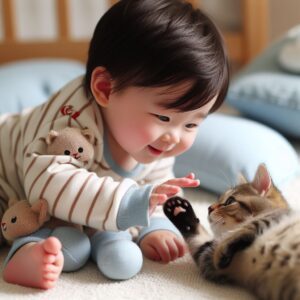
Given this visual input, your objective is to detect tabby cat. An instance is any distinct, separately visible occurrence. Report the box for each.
[164,164,300,300]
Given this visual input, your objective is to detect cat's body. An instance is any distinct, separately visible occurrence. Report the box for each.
[164,164,300,300]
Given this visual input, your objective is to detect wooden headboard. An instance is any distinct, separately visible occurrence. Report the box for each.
[0,0,118,64]
[0,0,269,66]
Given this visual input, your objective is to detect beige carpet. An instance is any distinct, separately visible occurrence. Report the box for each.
[0,142,299,300]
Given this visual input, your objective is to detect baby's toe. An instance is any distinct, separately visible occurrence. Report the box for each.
[43,272,59,281]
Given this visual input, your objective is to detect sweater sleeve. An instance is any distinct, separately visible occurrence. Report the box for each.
[23,152,151,231]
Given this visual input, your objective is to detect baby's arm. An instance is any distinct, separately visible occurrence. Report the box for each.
[23,153,154,231]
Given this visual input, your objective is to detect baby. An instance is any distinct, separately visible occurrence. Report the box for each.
[1,0,229,289]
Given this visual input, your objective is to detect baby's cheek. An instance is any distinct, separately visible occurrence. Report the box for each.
[178,136,195,154]
[135,125,157,144]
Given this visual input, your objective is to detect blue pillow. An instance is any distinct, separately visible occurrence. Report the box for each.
[0,59,85,114]
[174,114,299,194]
[228,73,300,137]
[226,27,300,138]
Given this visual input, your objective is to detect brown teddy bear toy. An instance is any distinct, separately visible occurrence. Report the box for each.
[1,198,50,243]
[0,127,95,242]
[46,126,95,165]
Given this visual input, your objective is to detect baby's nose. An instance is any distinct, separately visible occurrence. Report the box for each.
[161,132,180,144]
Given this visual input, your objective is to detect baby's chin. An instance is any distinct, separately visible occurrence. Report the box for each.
[133,151,174,164]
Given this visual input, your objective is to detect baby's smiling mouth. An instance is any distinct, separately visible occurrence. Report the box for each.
[148,145,163,156]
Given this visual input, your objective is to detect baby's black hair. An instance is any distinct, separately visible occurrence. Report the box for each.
[85,0,229,113]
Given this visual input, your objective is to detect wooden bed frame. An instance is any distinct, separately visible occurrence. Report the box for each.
[0,0,269,66]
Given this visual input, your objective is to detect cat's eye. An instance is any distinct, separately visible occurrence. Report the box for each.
[64,150,71,155]
[224,197,236,206]
[11,216,17,223]
[155,115,170,122]
[78,147,83,153]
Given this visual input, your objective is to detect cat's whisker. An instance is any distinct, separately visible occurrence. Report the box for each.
[217,168,233,190]
[211,215,223,225]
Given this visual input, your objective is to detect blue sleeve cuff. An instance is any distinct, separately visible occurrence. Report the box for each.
[117,184,153,230]
[136,217,181,244]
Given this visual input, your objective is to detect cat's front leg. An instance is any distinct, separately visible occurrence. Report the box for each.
[164,197,229,283]
[163,196,200,237]
[213,227,255,269]
[163,197,213,254]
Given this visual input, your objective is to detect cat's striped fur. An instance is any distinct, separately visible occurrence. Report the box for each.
[164,164,300,300]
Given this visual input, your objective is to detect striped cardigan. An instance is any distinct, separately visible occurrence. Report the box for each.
[0,76,175,232]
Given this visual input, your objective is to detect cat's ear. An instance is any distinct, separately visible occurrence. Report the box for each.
[252,164,272,196]
[237,173,248,185]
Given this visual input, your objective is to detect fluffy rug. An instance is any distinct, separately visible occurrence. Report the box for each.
[0,142,299,300]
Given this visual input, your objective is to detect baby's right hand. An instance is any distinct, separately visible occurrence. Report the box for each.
[149,173,200,215]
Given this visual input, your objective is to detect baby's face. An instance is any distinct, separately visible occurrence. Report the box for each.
[103,82,216,164]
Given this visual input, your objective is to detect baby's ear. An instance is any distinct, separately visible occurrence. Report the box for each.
[252,163,272,196]
[81,128,95,145]
[46,130,59,145]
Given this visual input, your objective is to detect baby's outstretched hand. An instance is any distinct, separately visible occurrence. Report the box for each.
[149,173,200,215]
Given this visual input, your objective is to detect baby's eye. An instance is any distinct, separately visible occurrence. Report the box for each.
[185,123,198,129]
[78,147,83,153]
[155,115,170,122]
[64,150,71,155]
[11,216,17,223]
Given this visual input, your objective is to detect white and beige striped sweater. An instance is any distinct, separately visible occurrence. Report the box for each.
[0,76,175,232]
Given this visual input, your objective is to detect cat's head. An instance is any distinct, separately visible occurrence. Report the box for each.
[208,164,289,236]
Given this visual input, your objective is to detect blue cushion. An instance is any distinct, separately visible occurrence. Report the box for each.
[174,114,299,194]
[228,73,300,137]
[226,27,300,138]
[0,59,85,114]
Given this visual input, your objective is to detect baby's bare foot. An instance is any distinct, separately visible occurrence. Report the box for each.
[3,237,64,289]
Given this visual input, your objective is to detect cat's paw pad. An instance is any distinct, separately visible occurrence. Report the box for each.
[163,197,199,235]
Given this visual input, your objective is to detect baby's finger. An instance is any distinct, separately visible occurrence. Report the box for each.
[174,237,186,257]
[166,177,200,187]
[151,193,168,205]
[185,172,195,179]
[154,184,180,195]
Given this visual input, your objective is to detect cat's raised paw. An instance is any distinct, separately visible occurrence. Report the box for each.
[163,196,199,236]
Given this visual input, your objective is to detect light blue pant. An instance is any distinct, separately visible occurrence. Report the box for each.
[4,226,143,280]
